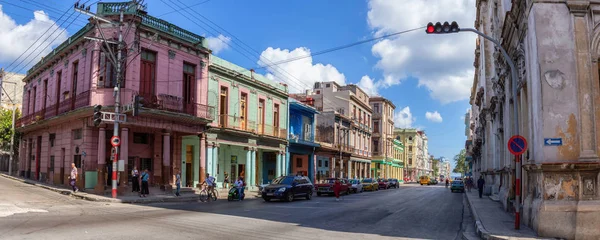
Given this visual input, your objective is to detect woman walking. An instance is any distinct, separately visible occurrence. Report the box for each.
[140,169,150,197]
[131,166,140,193]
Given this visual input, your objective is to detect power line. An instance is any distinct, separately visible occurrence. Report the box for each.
[155,0,212,17]
[0,0,87,27]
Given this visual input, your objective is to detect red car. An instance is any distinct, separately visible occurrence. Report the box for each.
[315,178,350,196]
[377,178,390,189]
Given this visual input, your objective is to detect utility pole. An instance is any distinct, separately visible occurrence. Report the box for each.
[75,1,132,198]
[1,74,18,176]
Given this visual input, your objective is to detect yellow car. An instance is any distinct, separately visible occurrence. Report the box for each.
[361,178,379,191]
[419,176,431,185]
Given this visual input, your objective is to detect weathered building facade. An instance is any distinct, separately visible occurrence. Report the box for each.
[370,97,400,179]
[15,2,213,193]
[470,0,600,238]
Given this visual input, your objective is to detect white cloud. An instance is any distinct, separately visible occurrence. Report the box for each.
[0,6,68,69]
[206,34,231,54]
[258,47,346,93]
[357,75,378,96]
[394,106,415,128]
[425,111,443,123]
[366,0,476,104]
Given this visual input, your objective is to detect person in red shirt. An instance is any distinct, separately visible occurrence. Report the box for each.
[333,179,342,201]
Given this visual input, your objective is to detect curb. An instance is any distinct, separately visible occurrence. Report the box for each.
[464,191,506,240]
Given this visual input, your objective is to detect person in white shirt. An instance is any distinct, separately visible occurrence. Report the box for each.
[204,173,216,199]
[234,177,244,200]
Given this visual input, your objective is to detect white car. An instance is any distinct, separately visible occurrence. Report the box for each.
[349,179,363,193]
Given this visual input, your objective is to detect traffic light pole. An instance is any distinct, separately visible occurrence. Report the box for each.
[110,6,125,199]
[460,27,521,230]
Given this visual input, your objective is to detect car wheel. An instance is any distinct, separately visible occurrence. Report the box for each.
[306,191,312,200]
[317,192,322,197]
[263,197,271,202]
[286,192,294,202]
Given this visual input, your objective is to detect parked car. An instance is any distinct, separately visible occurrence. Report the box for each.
[361,178,378,191]
[450,180,465,193]
[377,178,390,189]
[428,179,439,185]
[388,178,399,188]
[342,178,353,192]
[349,179,363,193]
[315,178,350,196]
[261,176,313,202]
[419,176,431,185]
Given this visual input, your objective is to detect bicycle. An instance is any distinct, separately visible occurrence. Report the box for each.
[199,183,218,202]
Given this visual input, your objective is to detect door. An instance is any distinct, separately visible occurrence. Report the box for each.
[240,93,247,130]
[258,99,265,134]
[273,104,280,136]
[238,164,245,181]
[35,136,41,180]
[219,87,228,127]
[55,71,61,115]
[182,63,195,115]
[185,145,193,187]
[42,79,48,115]
[140,50,156,96]
[71,61,78,110]
[60,148,65,184]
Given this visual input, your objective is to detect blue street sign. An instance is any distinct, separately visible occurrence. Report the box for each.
[544,138,563,146]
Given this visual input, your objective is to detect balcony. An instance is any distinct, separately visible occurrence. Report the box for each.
[218,114,257,132]
[289,132,316,145]
[16,91,90,127]
[262,124,287,139]
[140,93,214,120]
[372,112,382,119]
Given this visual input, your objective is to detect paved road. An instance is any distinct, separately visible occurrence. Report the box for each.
[0,177,465,240]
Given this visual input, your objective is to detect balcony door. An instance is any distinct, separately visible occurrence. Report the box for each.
[140,50,156,97]
[240,93,247,130]
[71,61,78,110]
[258,99,265,134]
[183,63,195,115]
[42,79,48,115]
[55,71,61,115]
[219,87,228,127]
[273,104,280,136]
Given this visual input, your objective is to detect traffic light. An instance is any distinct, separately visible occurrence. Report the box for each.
[133,95,143,116]
[425,21,459,34]
[93,105,102,127]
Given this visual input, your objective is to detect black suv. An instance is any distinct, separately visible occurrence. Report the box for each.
[388,178,399,188]
[261,175,314,202]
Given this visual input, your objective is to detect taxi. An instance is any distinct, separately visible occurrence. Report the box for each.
[419,176,431,185]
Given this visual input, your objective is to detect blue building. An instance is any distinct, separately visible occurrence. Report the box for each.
[287,99,320,182]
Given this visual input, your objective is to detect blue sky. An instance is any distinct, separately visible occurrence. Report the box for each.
[0,0,476,169]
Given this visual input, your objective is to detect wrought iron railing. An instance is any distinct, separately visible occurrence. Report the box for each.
[17,91,90,127]
[139,93,214,120]
[218,114,257,132]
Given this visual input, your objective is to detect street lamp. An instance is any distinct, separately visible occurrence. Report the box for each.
[426,21,522,230]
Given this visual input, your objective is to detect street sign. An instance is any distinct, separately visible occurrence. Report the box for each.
[508,135,527,156]
[544,138,563,146]
[110,136,121,147]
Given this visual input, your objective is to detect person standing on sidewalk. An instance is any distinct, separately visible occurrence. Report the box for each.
[466,177,474,192]
[477,176,485,198]
[175,169,181,197]
[140,169,150,197]
[69,163,79,193]
[131,166,140,193]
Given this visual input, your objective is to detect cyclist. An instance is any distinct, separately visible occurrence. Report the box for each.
[202,173,217,200]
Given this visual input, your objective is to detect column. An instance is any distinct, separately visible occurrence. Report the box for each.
[212,144,218,179]
[347,160,352,179]
[285,151,290,176]
[119,128,129,188]
[276,152,282,177]
[568,1,599,161]
[206,143,213,182]
[162,132,171,189]
[199,134,206,184]
[331,157,336,178]
[250,148,256,188]
[339,158,344,178]
[95,128,106,194]
[245,147,252,187]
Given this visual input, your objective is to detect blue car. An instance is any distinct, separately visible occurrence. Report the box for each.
[450,180,465,193]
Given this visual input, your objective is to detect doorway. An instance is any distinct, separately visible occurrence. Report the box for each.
[60,148,65,184]
[238,164,246,181]
[185,145,193,187]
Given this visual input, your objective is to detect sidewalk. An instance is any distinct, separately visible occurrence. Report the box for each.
[1,173,257,204]
[464,189,553,240]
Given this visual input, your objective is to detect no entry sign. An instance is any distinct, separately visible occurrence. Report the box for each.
[110,136,121,147]
[508,135,527,155]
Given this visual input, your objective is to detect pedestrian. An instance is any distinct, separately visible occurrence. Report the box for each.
[223,172,229,189]
[466,177,473,192]
[175,168,181,197]
[333,178,342,202]
[140,169,150,197]
[131,166,140,193]
[477,176,485,198]
[69,163,79,193]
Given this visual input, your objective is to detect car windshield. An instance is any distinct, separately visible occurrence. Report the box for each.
[350,180,359,184]
[272,177,294,185]
[452,181,462,184]
[362,179,372,183]
[326,179,337,183]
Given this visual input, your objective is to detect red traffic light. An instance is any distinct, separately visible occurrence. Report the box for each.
[425,21,460,34]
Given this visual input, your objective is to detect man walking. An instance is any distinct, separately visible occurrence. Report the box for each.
[70,163,79,193]
[477,176,485,198]
[175,168,181,197]
[466,177,474,192]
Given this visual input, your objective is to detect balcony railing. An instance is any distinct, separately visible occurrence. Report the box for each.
[140,93,214,120]
[263,124,287,139]
[218,114,257,132]
[16,91,90,127]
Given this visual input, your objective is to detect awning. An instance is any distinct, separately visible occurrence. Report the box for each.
[391,163,402,168]
[350,157,371,163]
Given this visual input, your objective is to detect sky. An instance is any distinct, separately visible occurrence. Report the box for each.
[0,0,476,170]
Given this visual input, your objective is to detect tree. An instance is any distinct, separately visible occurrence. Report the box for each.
[452,149,467,176]
[0,108,21,152]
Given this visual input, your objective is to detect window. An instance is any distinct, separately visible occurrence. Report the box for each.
[140,50,156,95]
[73,129,82,140]
[296,158,302,168]
[73,155,82,168]
[183,63,195,105]
[326,83,330,88]
[316,90,320,94]
[274,104,280,130]
[240,92,248,130]
[325,160,329,167]
[258,99,265,133]
[71,61,78,103]
[43,79,48,111]
[374,121,379,133]
[409,146,413,152]
[32,87,37,113]
[49,133,56,147]
[374,103,379,113]
[140,158,152,171]
[409,158,413,165]
[98,46,126,88]
[55,71,61,114]
[374,140,379,153]
[50,155,55,169]
[318,160,322,167]
[133,133,149,144]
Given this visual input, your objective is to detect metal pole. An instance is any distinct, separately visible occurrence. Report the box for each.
[111,5,125,199]
[460,28,521,229]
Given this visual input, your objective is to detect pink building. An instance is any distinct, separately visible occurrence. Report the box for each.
[15,2,213,193]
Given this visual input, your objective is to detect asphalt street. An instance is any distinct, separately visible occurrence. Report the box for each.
[0,177,465,240]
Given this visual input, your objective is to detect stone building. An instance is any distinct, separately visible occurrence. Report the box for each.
[370,97,400,179]
[469,0,600,238]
